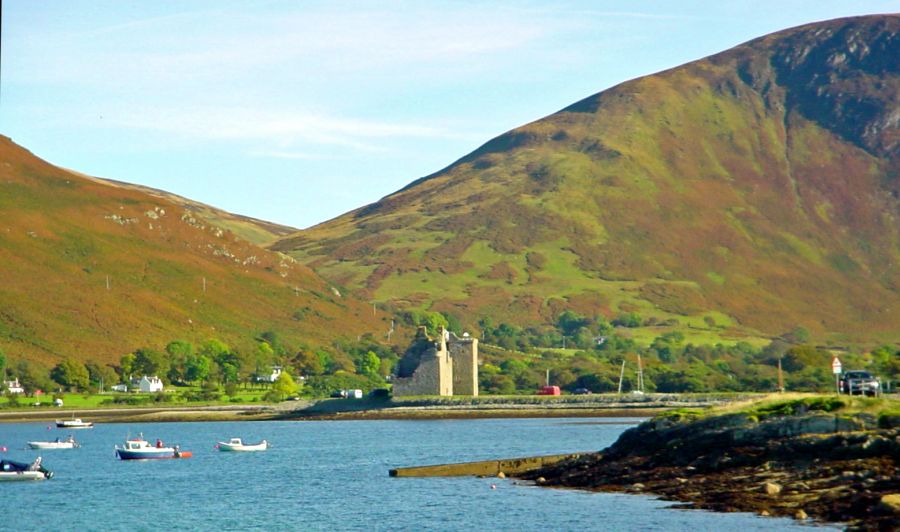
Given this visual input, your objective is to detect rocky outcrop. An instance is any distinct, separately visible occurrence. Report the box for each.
[521,400,900,529]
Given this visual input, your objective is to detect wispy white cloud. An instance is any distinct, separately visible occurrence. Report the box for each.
[102,105,457,151]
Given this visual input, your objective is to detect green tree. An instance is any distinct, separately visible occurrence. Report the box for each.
[782,326,811,344]
[119,353,136,380]
[85,361,118,390]
[871,345,900,379]
[782,345,827,373]
[293,348,324,376]
[0,347,6,379]
[201,339,241,383]
[257,330,284,355]
[612,313,641,328]
[200,338,231,359]
[165,340,194,383]
[14,360,53,395]
[132,348,169,380]
[651,332,685,363]
[557,310,590,336]
[270,371,299,400]
[255,341,276,378]
[405,310,449,335]
[50,358,90,391]
[357,351,381,378]
[185,354,211,384]
[441,312,462,333]
[199,378,221,401]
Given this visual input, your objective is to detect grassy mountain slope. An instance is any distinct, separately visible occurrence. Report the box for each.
[0,136,387,367]
[65,169,297,246]
[274,15,900,345]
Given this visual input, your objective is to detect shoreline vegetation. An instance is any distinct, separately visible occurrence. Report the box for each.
[0,392,754,423]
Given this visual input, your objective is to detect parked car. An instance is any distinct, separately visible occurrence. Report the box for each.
[368,388,391,399]
[330,390,348,398]
[537,385,561,396]
[573,388,592,395]
[839,370,880,396]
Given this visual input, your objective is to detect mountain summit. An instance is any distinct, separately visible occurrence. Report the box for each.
[274,15,899,342]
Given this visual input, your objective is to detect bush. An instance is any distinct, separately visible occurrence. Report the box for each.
[224,382,239,397]
[5,393,20,407]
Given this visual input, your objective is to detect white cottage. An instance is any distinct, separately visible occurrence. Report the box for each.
[4,378,24,394]
[255,366,283,383]
[139,376,164,393]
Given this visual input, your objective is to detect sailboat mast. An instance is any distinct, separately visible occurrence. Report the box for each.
[637,354,644,393]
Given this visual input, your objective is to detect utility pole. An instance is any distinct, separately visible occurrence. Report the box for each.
[637,354,644,393]
[106,275,110,290]
[777,357,784,393]
[617,360,626,394]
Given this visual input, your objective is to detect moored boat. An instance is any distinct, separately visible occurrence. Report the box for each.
[216,438,269,452]
[115,436,192,460]
[56,417,93,429]
[0,457,53,481]
[28,435,80,450]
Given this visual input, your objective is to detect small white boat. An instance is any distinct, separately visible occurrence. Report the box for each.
[216,438,269,452]
[0,457,53,481]
[56,417,93,429]
[28,436,80,450]
[115,436,192,460]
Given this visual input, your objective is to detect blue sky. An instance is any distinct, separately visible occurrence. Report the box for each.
[2,1,898,229]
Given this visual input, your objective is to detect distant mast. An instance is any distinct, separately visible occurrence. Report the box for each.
[617,360,626,394]
[637,354,644,393]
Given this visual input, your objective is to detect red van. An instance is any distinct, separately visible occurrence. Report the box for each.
[537,385,561,396]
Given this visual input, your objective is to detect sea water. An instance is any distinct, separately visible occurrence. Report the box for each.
[0,418,835,531]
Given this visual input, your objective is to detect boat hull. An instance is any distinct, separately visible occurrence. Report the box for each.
[0,471,49,481]
[0,458,53,480]
[56,420,93,429]
[28,442,78,450]
[116,448,178,460]
[217,439,268,452]
[217,444,268,452]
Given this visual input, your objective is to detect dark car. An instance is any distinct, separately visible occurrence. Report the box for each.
[368,388,391,399]
[330,390,348,398]
[573,388,592,395]
[839,370,880,396]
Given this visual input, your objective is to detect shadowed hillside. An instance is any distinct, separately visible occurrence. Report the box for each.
[0,136,388,367]
[274,15,900,344]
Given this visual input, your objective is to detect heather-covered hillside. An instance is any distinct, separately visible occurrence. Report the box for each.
[0,136,388,367]
[275,15,900,345]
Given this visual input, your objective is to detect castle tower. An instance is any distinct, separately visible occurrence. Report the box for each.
[448,332,479,396]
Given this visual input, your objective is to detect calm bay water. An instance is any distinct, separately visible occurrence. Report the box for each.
[1,418,833,531]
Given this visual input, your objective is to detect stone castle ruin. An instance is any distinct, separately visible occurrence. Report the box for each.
[392,327,478,397]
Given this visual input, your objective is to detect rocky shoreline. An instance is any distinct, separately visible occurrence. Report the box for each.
[519,397,900,530]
